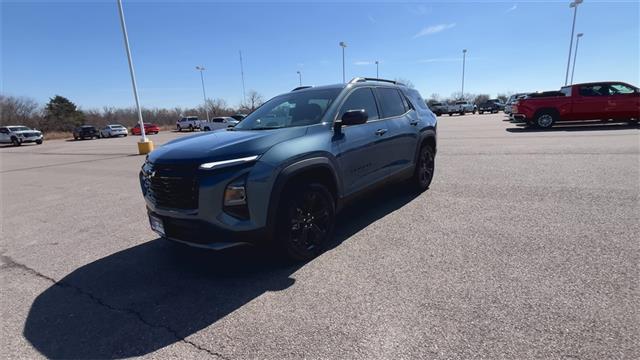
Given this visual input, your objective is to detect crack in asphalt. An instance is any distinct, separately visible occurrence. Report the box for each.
[0,155,136,173]
[0,255,231,360]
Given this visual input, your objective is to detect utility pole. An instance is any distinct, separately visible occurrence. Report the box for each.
[195,66,209,121]
[239,50,246,105]
[339,41,347,83]
[565,0,584,85]
[461,49,467,100]
[570,33,584,85]
[116,0,152,154]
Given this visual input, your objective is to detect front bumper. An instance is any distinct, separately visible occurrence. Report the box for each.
[148,209,267,249]
[18,135,43,142]
[512,114,527,122]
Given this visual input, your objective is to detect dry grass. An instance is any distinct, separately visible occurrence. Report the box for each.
[43,131,73,140]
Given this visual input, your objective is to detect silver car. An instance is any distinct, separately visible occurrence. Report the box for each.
[98,124,128,138]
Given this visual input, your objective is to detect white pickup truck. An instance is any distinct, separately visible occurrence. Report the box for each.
[447,101,476,116]
[0,125,44,146]
[176,116,204,132]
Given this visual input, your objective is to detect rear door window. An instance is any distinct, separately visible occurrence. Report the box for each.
[579,85,610,96]
[375,88,406,118]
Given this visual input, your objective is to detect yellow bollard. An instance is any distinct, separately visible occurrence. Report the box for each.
[137,140,154,155]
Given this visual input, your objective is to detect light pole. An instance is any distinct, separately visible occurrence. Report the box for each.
[570,33,584,85]
[339,41,347,83]
[461,49,467,100]
[375,60,379,78]
[195,66,209,121]
[565,0,584,86]
[116,0,152,154]
[239,50,246,105]
[296,71,302,86]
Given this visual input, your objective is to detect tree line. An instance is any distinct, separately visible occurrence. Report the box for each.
[0,91,264,132]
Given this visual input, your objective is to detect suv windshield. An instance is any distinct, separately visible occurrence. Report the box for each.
[9,126,30,132]
[235,88,342,130]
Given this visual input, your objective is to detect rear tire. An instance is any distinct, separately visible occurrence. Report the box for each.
[11,137,21,146]
[413,144,435,192]
[479,111,484,115]
[177,125,182,132]
[188,125,194,132]
[534,110,557,129]
[276,183,335,262]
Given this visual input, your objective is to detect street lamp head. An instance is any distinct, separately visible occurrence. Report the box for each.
[569,0,583,8]
[577,32,584,37]
[297,70,301,74]
[339,41,347,48]
[375,60,379,65]
[463,49,467,53]
[196,66,205,71]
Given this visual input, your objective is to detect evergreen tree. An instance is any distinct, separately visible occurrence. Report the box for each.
[43,95,84,131]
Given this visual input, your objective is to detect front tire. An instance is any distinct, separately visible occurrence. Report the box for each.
[11,137,21,146]
[277,183,335,262]
[413,144,435,192]
[36,139,43,145]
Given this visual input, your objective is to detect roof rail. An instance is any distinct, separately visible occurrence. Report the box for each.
[348,77,404,86]
[291,86,312,91]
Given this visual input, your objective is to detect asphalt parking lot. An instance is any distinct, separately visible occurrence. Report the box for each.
[1,113,638,359]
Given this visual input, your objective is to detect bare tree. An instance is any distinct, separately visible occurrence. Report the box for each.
[244,90,264,112]
[473,94,490,106]
[0,95,41,126]
[450,92,475,102]
[204,98,230,117]
[496,93,509,103]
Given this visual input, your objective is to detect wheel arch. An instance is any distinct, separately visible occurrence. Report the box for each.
[534,107,560,119]
[265,157,341,237]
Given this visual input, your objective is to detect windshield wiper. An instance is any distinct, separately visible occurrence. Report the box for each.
[251,126,283,130]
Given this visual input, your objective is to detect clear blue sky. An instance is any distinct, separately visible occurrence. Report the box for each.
[2,0,639,109]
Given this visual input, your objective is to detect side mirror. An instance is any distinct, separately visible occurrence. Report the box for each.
[342,109,368,125]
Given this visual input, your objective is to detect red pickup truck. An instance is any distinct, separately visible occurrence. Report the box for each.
[513,82,640,129]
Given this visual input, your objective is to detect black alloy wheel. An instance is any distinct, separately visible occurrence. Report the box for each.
[278,183,335,262]
[414,145,435,192]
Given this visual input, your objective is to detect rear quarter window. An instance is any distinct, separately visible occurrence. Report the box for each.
[375,88,406,118]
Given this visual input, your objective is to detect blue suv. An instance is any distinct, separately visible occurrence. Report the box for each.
[140,78,437,261]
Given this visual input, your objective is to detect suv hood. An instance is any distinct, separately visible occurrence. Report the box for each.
[12,130,41,134]
[148,127,307,165]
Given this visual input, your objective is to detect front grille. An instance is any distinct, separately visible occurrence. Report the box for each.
[147,166,198,210]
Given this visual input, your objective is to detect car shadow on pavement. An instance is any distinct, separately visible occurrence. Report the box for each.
[506,122,639,133]
[23,185,419,359]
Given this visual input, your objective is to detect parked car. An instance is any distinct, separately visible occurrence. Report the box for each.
[230,114,247,122]
[131,123,160,135]
[504,93,528,115]
[73,125,99,140]
[428,102,448,116]
[0,126,43,146]
[448,101,475,115]
[140,77,437,261]
[202,117,239,131]
[478,99,502,114]
[98,124,128,138]
[512,81,640,128]
[176,116,203,132]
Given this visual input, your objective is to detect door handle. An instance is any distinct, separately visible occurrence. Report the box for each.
[375,129,388,136]
[409,120,419,126]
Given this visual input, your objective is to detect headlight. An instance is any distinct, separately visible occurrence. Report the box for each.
[199,155,259,170]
